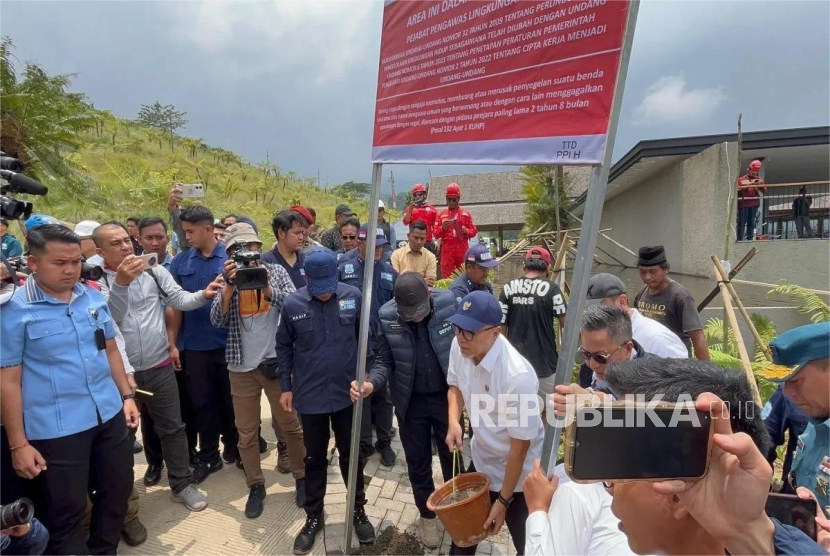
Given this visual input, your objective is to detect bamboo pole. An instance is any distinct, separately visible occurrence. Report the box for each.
[499,223,546,262]
[737,180,829,189]
[527,227,613,237]
[712,257,772,361]
[732,279,830,296]
[567,210,638,258]
[714,263,762,406]
[697,248,757,312]
[595,244,628,267]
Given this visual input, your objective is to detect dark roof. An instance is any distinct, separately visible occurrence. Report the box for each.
[610,126,830,183]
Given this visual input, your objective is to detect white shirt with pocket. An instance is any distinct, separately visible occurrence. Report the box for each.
[525,464,634,556]
[447,334,543,492]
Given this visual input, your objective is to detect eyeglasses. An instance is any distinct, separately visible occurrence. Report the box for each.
[577,341,630,365]
[446,196,459,202]
[452,324,498,341]
[341,235,357,240]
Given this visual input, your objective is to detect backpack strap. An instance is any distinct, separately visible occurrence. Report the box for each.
[145,268,168,299]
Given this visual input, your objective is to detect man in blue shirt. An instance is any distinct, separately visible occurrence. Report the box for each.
[0,224,139,555]
[450,243,498,305]
[762,322,830,521]
[338,224,397,467]
[276,248,375,554]
[170,206,238,484]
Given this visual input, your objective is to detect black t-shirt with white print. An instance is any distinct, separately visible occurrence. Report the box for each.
[499,277,567,378]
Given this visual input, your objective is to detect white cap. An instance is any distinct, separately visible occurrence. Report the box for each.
[74,220,101,239]
[378,200,385,209]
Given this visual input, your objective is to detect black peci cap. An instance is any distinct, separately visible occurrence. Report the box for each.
[638,245,667,267]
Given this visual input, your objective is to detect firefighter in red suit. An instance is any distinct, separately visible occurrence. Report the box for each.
[434,183,478,278]
[403,183,440,253]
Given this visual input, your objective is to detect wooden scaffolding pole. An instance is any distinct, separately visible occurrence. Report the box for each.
[712,256,771,361]
[713,262,762,406]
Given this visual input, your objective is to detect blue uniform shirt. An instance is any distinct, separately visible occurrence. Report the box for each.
[170,243,228,351]
[261,247,306,290]
[791,416,830,516]
[0,279,122,440]
[450,272,493,306]
[276,283,361,415]
[338,256,396,348]
[762,385,808,483]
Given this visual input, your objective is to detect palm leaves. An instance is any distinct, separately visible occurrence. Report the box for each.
[768,283,830,324]
[520,165,572,237]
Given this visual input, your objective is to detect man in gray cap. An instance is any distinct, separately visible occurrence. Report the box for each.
[351,272,458,549]
[320,204,355,252]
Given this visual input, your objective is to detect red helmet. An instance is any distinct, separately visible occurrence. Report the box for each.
[412,183,427,194]
[446,183,461,197]
[749,160,762,171]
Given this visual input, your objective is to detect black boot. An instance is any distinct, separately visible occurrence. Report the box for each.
[293,514,324,555]
[245,483,266,519]
[353,505,376,544]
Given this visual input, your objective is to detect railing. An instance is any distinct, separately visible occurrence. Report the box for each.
[737,180,829,241]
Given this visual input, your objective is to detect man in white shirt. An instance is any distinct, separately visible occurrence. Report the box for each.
[523,460,633,556]
[578,273,687,387]
[446,291,543,555]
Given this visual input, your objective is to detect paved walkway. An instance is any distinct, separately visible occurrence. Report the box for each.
[123,395,516,555]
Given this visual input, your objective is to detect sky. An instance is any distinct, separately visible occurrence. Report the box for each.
[2,0,828,196]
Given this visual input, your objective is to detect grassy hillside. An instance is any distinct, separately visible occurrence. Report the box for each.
[31,114,370,244]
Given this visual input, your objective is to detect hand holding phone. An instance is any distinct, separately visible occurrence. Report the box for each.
[179,184,205,198]
[766,493,818,540]
[138,253,159,270]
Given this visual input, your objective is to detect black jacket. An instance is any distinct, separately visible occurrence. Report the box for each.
[367,289,456,420]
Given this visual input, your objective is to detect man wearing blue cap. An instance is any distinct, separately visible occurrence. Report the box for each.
[338,224,397,467]
[276,248,375,553]
[445,290,543,555]
[762,321,830,522]
[450,243,498,306]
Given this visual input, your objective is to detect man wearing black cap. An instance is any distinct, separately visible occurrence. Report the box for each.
[450,244,498,305]
[351,272,458,549]
[338,224,397,467]
[276,248,375,553]
[446,291,543,555]
[320,204,355,252]
[634,246,709,360]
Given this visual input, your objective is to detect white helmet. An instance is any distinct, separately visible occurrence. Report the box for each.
[378,200,385,209]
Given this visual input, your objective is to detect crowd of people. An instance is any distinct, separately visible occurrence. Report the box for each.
[0,180,827,556]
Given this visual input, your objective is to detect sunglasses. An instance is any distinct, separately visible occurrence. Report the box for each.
[577,341,630,365]
[446,196,459,202]
[341,235,357,240]
[452,324,498,341]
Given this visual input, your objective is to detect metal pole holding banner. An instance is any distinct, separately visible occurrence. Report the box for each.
[343,162,383,551]
[541,0,640,476]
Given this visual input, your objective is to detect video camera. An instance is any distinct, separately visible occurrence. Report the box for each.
[0,153,48,221]
[3,256,101,283]
[229,244,268,291]
[0,498,34,530]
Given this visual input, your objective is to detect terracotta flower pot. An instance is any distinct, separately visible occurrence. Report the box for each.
[426,472,491,548]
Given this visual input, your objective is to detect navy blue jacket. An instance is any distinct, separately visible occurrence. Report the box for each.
[762,385,809,489]
[337,256,396,348]
[368,290,456,420]
[450,272,493,305]
[276,283,362,415]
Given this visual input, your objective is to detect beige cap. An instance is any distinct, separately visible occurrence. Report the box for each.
[224,222,261,252]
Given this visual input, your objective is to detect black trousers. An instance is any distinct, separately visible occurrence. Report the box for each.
[360,385,395,452]
[30,412,133,555]
[143,360,197,467]
[132,364,193,493]
[449,462,528,556]
[184,348,237,464]
[300,405,366,518]
[399,391,456,518]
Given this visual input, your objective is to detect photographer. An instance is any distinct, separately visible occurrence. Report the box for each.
[210,223,306,519]
[95,221,220,512]
[0,225,138,555]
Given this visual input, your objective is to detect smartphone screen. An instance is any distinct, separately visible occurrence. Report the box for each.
[569,406,711,481]
[765,494,817,541]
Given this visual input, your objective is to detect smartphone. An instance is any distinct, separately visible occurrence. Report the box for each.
[765,493,818,541]
[139,253,159,270]
[564,402,713,483]
[179,184,205,198]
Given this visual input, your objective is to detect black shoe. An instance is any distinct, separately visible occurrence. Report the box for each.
[353,505,376,544]
[133,440,144,454]
[245,483,266,519]
[295,478,306,508]
[222,448,240,464]
[121,517,148,546]
[376,442,396,467]
[192,459,223,485]
[259,435,268,454]
[143,463,164,486]
[359,444,375,460]
[293,514,324,555]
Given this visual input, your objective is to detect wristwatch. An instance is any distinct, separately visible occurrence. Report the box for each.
[497,493,513,508]
[122,393,136,401]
